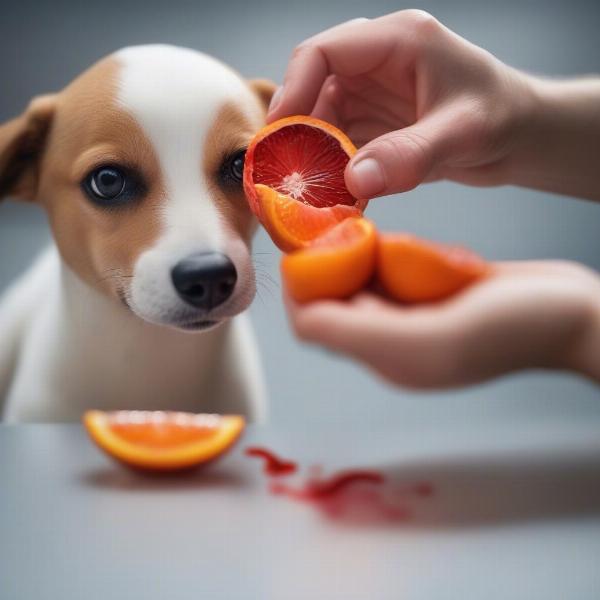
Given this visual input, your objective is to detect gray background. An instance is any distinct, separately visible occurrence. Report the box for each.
[1,0,599,427]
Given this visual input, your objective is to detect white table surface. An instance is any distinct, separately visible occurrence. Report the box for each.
[1,421,599,599]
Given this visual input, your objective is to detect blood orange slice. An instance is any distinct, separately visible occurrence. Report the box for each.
[84,410,245,471]
[377,234,490,303]
[244,116,367,251]
[282,217,377,303]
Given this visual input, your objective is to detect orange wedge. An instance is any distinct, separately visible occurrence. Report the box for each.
[84,410,245,471]
[282,217,377,303]
[377,234,490,303]
[255,183,362,253]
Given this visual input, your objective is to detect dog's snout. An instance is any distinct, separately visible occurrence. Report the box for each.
[171,252,237,310]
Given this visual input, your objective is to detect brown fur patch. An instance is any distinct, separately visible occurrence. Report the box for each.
[35,56,165,300]
[203,101,265,244]
[247,79,277,111]
[0,95,56,200]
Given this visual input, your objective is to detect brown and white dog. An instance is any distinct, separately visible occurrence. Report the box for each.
[0,45,275,422]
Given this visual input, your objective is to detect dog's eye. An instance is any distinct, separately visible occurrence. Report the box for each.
[90,167,125,198]
[230,151,245,182]
[219,149,246,186]
[82,166,143,206]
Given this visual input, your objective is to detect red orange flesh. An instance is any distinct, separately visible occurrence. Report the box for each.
[244,116,366,251]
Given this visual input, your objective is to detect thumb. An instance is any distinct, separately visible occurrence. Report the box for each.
[345,118,450,198]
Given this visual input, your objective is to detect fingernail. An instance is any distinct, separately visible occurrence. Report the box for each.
[268,86,283,114]
[350,157,385,198]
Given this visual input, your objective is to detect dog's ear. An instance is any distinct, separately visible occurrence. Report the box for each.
[0,94,57,202]
[248,79,277,113]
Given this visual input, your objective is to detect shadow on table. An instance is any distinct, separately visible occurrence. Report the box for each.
[77,442,600,530]
[79,464,250,492]
[351,450,600,530]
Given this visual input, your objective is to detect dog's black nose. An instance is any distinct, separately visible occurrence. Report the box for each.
[171,252,237,310]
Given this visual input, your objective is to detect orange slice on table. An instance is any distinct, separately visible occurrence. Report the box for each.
[84,410,245,471]
[282,217,377,303]
[243,116,367,251]
[376,234,490,303]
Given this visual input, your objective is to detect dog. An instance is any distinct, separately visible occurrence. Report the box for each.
[0,45,276,422]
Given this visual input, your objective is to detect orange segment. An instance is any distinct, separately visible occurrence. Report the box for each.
[376,234,490,303]
[282,217,377,303]
[84,410,245,471]
[256,183,362,252]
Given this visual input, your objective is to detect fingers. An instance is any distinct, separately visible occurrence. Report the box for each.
[310,76,344,127]
[267,16,416,122]
[285,292,402,353]
[283,261,600,390]
[284,292,462,388]
[344,112,458,198]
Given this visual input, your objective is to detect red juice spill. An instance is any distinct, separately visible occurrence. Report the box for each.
[307,469,385,497]
[270,469,411,524]
[244,446,433,525]
[270,469,383,500]
[245,446,298,476]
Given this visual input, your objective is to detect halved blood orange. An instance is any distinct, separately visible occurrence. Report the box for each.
[244,116,367,251]
[84,410,245,471]
[377,234,490,303]
[282,217,377,303]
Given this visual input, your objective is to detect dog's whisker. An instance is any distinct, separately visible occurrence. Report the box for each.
[255,278,278,300]
[255,269,279,289]
[252,258,275,270]
[254,288,267,307]
[257,274,279,289]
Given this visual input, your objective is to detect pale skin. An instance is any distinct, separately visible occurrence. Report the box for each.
[267,10,600,388]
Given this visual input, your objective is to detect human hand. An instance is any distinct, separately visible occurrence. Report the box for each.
[269,11,600,201]
[285,260,600,389]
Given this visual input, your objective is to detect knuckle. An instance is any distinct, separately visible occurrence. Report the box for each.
[291,39,320,62]
[400,9,441,35]
[344,17,370,26]
[373,130,432,190]
[398,130,432,163]
[291,42,310,60]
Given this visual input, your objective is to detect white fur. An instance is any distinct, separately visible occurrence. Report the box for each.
[117,45,261,326]
[1,247,267,422]
[0,45,268,422]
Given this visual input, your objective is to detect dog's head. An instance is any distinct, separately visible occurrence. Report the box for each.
[0,45,275,331]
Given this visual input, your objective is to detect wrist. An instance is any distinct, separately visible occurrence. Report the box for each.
[497,74,600,199]
[492,71,550,186]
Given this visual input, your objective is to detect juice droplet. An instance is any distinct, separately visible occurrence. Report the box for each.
[245,446,298,476]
